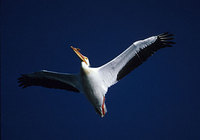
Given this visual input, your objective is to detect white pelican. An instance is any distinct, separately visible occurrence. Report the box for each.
[18,32,175,117]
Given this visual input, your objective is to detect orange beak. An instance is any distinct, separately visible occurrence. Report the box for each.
[71,46,88,65]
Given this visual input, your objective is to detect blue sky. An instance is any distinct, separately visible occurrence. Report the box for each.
[1,0,200,139]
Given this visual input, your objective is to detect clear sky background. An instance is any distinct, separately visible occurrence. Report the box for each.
[1,0,200,139]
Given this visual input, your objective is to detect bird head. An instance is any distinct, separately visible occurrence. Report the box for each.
[71,46,90,66]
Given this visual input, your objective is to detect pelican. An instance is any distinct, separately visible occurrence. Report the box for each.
[18,32,175,117]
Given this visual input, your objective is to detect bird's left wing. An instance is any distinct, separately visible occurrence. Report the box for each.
[18,70,81,93]
[98,33,175,88]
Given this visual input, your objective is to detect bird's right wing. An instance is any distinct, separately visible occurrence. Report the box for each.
[18,70,82,93]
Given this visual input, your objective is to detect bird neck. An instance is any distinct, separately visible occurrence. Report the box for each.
[81,61,91,75]
[81,61,90,69]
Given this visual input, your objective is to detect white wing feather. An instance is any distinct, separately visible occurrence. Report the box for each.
[98,33,174,88]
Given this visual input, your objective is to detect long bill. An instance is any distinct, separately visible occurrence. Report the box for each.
[71,46,88,65]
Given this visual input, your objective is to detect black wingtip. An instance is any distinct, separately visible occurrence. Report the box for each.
[159,32,174,37]
[159,32,169,36]
[18,74,29,88]
[158,32,175,47]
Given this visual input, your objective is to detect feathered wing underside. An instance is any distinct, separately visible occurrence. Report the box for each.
[18,70,81,92]
[99,32,175,87]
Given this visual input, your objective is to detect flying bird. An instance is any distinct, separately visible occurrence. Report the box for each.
[18,32,175,117]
